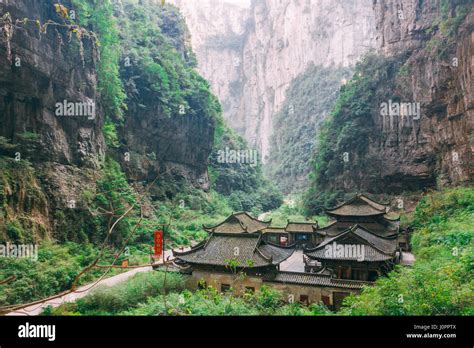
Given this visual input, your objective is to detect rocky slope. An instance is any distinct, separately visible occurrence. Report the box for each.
[0,0,104,241]
[0,0,219,242]
[372,0,473,187]
[114,1,217,194]
[173,0,376,161]
[305,0,473,213]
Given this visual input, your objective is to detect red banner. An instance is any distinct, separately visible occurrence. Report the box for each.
[154,230,163,258]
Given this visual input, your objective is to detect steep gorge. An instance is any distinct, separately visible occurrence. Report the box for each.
[173,0,376,161]
[0,0,281,244]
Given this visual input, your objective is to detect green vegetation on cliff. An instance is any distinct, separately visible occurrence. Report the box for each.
[267,64,352,194]
[304,53,407,215]
[117,2,218,119]
[210,116,283,213]
[72,0,127,121]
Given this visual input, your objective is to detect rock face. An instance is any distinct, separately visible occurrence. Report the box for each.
[306,0,473,209]
[173,0,376,161]
[121,70,215,191]
[117,1,215,192]
[0,0,104,241]
[0,0,104,166]
[371,0,473,187]
[0,0,217,241]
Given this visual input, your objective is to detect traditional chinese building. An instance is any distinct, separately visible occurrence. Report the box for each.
[263,220,318,247]
[304,224,400,281]
[316,194,409,250]
[173,212,294,293]
[203,211,272,234]
[172,199,408,310]
[263,271,372,310]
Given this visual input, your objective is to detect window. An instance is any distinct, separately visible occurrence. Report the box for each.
[338,267,351,279]
[299,294,309,305]
[220,284,230,293]
[351,269,366,281]
[333,292,350,311]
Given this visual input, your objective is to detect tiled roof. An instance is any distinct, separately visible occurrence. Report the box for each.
[325,194,389,217]
[173,233,293,267]
[306,244,394,261]
[317,220,399,238]
[263,227,287,233]
[285,221,317,233]
[306,225,398,262]
[263,222,317,234]
[263,271,372,289]
[203,212,271,233]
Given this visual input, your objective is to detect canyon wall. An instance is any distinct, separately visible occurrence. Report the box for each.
[0,0,104,241]
[173,0,376,161]
[371,0,473,187]
[0,0,218,241]
[305,0,473,213]
[115,0,216,194]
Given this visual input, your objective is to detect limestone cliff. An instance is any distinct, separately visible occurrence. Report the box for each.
[0,0,219,242]
[305,0,473,213]
[173,0,376,161]
[115,1,217,195]
[371,0,473,187]
[0,0,104,241]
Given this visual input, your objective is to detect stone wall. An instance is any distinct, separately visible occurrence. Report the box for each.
[187,269,360,308]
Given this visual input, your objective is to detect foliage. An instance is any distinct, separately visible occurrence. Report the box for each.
[209,117,283,214]
[267,64,352,194]
[102,121,120,148]
[83,156,138,245]
[0,242,124,306]
[49,275,331,316]
[47,271,185,315]
[71,0,127,121]
[304,53,407,215]
[266,196,330,227]
[132,188,233,249]
[425,0,471,59]
[0,157,49,243]
[117,2,219,120]
[340,187,474,315]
